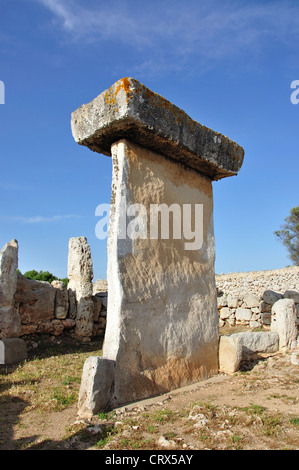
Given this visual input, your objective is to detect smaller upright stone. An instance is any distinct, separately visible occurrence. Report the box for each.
[0,239,18,305]
[0,240,21,338]
[77,356,115,418]
[52,280,69,319]
[271,298,298,349]
[219,335,243,373]
[68,237,94,340]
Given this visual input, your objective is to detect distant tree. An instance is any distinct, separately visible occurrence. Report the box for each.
[23,270,58,284]
[59,278,69,287]
[274,205,299,265]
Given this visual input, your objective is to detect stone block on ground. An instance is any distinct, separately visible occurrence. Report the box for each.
[0,338,27,364]
[232,331,279,358]
[77,356,115,418]
[219,331,280,373]
[219,335,243,373]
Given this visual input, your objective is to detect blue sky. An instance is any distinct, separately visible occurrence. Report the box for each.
[0,0,298,280]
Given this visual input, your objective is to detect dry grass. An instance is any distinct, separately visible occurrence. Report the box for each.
[0,335,299,450]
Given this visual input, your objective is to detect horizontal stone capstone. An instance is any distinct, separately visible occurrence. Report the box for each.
[71,77,244,181]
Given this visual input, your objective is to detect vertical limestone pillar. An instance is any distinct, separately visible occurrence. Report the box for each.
[71,78,244,414]
[0,239,21,338]
[67,237,94,341]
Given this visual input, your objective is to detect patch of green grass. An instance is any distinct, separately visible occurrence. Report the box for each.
[163,431,177,440]
[152,408,175,423]
[230,434,244,449]
[147,425,159,434]
[241,403,266,415]
[51,387,77,409]
[262,414,282,436]
[61,375,81,386]
[192,401,216,411]
[289,417,299,428]
[238,402,281,436]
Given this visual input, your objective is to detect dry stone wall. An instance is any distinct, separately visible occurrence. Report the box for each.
[216,267,299,329]
[0,238,107,342]
[12,274,107,341]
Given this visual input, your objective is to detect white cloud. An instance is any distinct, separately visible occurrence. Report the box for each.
[36,0,299,71]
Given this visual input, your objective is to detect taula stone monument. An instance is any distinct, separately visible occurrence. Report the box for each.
[71,78,244,416]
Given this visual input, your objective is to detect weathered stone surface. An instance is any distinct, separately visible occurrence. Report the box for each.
[283,290,299,304]
[71,78,244,181]
[15,275,55,324]
[263,290,283,305]
[102,139,219,408]
[73,79,244,414]
[226,294,239,308]
[217,296,228,308]
[271,298,298,349]
[92,295,102,322]
[219,331,280,373]
[93,279,108,294]
[78,356,115,418]
[0,239,21,338]
[233,331,279,357]
[52,280,69,319]
[235,307,252,322]
[243,293,260,308]
[216,267,299,300]
[0,338,27,364]
[220,307,231,320]
[219,335,243,373]
[68,237,93,298]
[61,318,76,329]
[0,239,18,306]
[0,306,21,338]
[261,312,271,325]
[68,237,94,339]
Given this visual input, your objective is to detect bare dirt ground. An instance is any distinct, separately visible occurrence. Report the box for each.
[0,334,299,451]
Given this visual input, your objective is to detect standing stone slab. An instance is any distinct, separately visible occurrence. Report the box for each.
[72,78,244,413]
[77,357,115,418]
[0,239,21,338]
[271,298,298,349]
[52,280,69,319]
[104,139,219,407]
[67,237,94,340]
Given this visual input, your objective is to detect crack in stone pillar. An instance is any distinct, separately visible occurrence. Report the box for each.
[71,78,244,415]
